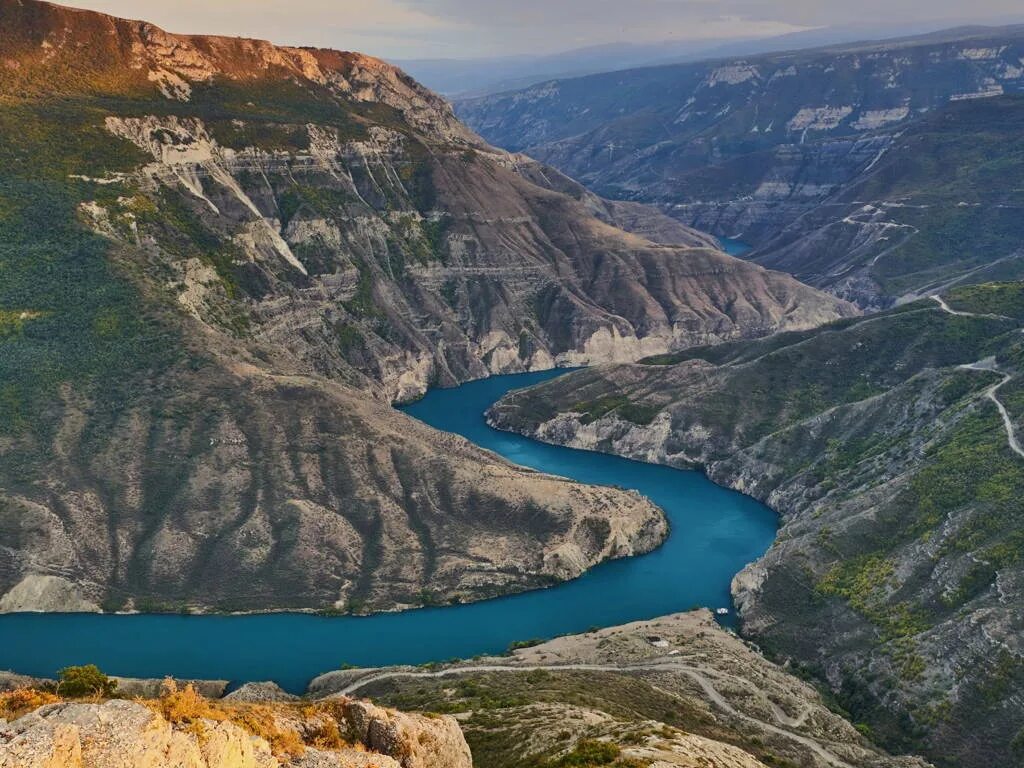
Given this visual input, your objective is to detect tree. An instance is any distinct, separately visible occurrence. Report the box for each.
[56,665,117,698]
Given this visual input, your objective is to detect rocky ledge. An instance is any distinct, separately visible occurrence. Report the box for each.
[0,692,470,768]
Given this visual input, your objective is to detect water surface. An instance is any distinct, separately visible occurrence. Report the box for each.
[0,370,776,692]
[720,237,753,257]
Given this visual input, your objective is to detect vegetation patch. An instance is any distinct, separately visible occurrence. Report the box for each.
[573,396,659,426]
[0,103,176,439]
[945,282,1024,321]
[55,664,118,698]
[0,309,46,337]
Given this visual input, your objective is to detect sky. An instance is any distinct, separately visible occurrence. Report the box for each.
[67,0,1024,59]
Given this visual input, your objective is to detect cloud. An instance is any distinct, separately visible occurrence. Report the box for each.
[66,0,1024,58]
[68,0,464,51]
[395,0,1024,52]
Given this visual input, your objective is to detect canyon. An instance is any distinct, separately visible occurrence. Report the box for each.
[458,28,1024,306]
[0,0,852,615]
[0,3,1020,768]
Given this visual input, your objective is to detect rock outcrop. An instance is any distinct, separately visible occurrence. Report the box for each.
[342,702,470,768]
[0,695,472,768]
[225,684,298,704]
[1,700,279,768]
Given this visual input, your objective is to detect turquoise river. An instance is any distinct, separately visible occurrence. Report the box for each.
[0,369,777,693]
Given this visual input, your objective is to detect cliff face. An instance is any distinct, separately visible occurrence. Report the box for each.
[0,0,852,402]
[91,111,850,404]
[748,97,1024,307]
[0,0,857,615]
[0,0,473,143]
[486,283,1024,768]
[457,28,1024,306]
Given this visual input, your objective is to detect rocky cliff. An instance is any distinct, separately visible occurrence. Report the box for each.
[748,96,1024,307]
[487,283,1024,768]
[0,1,858,614]
[458,27,1024,305]
[0,687,471,768]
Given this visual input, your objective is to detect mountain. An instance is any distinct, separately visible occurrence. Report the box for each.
[398,21,1024,98]
[456,25,1024,305]
[487,282,1024,768]
[394,40,748,98]
[0,0,854,615]
[742,96,1024,307]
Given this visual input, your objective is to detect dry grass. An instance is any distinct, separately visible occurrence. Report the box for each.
[223,703,307,759]
[0,688,60,720]
[144,679,360,759]
[151,679,226,725]
[145,679,306,758]
[2,680,361,762]
[305,715,346,750]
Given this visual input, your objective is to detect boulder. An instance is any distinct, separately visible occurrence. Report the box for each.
[112,678,229,700]
[343,701,471,768]
[224,683,298,703]
[0,700,273,768]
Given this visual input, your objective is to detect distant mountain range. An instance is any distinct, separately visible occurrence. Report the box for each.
[458,24,1024,306]
[399,19,1024,97]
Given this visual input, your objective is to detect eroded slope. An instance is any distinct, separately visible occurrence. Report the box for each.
[487,283,1024,768]
[315,612,930,768]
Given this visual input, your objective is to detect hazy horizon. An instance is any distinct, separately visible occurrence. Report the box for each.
[57,0,1024,59]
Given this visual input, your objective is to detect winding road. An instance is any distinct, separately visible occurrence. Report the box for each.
[960,358,1024,459]
[930,295,1024,460]
[339,661,855,768]
[931,293,1014,321]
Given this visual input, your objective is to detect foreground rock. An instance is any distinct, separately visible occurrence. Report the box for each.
[0,696,470,768]
[344,701,470,768]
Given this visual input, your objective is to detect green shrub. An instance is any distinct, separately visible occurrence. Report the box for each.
[56,665,117,698]
[553,739,620,767]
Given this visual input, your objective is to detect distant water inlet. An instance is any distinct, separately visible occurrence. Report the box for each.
[0,370,777,693]
[719,238,753,257]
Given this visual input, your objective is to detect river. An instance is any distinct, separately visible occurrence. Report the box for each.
[0,369,776,693]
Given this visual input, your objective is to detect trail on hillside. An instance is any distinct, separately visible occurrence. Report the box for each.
[340,661,855,768]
